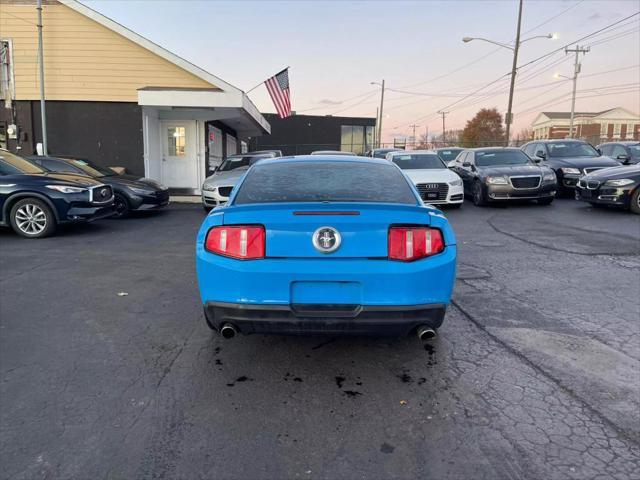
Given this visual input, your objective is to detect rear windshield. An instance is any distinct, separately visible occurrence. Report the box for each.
[219,155,269,172]
[475,150,532,167]
[233,161,418,205]
[391,153,445,170]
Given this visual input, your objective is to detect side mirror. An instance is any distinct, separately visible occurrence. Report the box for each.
[617,154,631,164]
[462,162,471,168]
[535,150,546,159]
[597,148,602,155]
[532,157,542,163]
[447,161,456,169]
[211,166,218,173]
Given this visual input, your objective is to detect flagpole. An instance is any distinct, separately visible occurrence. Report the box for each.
[246,66,289,94]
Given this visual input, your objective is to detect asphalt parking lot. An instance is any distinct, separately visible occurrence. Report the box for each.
[1,199,639,480]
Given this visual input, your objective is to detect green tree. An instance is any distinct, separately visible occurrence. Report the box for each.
[461,108,505,147]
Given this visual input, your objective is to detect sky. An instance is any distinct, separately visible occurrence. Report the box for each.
[84,0,640,142]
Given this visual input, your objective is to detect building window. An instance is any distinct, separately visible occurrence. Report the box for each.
[626,123,634,139]
[0,122,6,150]
[600,122,607,137]
[613,123,621,137]
[341,125,372,155]
[168,127,186,156]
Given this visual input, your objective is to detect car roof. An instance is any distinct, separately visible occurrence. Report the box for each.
[599,141,639,145]
[435,147,463,150]
[253,155,392,166]
[537,139,586,143]
[387,149,438,155]
[469,147,523,152]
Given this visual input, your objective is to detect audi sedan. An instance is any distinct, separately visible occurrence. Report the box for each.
[386,150,463,207]
[196,155,457,339]
[450,148,557,206]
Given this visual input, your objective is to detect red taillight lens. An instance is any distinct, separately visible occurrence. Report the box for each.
[205,225,265,259]
[388,226,444,261]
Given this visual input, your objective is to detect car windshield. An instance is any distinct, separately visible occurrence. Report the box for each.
[391,153,446,170]
[234,161,418,205]
[0,150,45,174]
[218,155,267,172]
[63,158,116,177]
[436,149,462,162]
[475,150,532,167]
[547,142,599,157]
[628,145,640,158]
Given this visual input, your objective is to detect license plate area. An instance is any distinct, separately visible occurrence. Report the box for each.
[290,281,362,316]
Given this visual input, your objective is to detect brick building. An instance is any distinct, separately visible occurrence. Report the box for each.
[531,107,639,144]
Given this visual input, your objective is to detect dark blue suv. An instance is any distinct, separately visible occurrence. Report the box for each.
[0,149,115,238]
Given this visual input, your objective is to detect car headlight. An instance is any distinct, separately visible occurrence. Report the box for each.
[561,167,581,175]
[543,171,556,181]
[449,179,463,187]
[604,178,634,187]
[45,185,87,194]
[486,175,509,185]
[202,184,217,192]
[130,186,154,195]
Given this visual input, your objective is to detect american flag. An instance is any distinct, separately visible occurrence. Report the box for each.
[265,68,291,118]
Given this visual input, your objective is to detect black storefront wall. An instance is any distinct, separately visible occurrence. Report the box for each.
[1,100,145,176]
[251,113,376,156]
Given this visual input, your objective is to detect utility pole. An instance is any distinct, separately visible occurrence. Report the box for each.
[36,0,48,155]
[373,107,378,151]
[437,111,448,144]
[565,45,590,138]
[425,125,429,148]
[504,0,523,147]
[409,124,419,148]
[377,80,385,148]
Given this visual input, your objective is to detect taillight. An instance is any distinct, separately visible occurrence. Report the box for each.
[388,226,444,261]
[205,225,265,259]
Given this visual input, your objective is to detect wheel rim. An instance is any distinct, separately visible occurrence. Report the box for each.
[637,192,640,209]
[15,204,47,235]
[114,197,127,215]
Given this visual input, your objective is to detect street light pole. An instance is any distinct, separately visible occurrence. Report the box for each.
[36,0,48,155]
[565,45,590,138]
[504,0,523,147]
[437,111,448,144]
[377,80,385,148]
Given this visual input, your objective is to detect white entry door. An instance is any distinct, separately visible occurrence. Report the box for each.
[160,121,198,188]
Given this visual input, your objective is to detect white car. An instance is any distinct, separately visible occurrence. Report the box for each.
[386,150,464,207]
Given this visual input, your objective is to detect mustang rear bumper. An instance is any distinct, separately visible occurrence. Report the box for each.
[204,301,446,336]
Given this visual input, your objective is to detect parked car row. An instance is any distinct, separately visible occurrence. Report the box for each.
[200,140,639,215]
[0,149,169,238]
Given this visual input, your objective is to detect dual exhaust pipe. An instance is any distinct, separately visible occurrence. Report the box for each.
[219,322,437,342]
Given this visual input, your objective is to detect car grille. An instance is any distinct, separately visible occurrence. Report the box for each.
[416,183,449,202]
[510,176,541,189]
[218,186,233,198]
[583,167,604,174]
[90,185,113,203]
[154,189,170,201]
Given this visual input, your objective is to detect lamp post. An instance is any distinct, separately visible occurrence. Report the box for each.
[371,80,385,148]
[463,1,556,146]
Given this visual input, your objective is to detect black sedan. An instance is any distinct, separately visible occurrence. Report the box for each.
[521,140,620,195]
[597,141,640,165]
[449,148,557,206]
[28,156,169,218]
[575,164,640,214]
[0,149,114,238]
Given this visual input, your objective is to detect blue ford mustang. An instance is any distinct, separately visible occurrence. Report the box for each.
[196,155,457,338]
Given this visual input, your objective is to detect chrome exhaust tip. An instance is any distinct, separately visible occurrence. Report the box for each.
[220,323,238,339]
[417,325,437,342]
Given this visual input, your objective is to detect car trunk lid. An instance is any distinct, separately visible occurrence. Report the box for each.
[221,202,431,258]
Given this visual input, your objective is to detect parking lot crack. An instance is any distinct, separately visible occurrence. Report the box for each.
[451,300,640,446]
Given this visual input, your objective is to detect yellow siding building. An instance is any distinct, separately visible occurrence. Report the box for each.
[1,0,269,191]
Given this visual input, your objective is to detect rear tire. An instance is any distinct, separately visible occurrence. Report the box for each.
[472,181,486,206]
[112,194,130,219]
[630,189,640,214]
[9,198,56,239]
[537,197,554,206]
